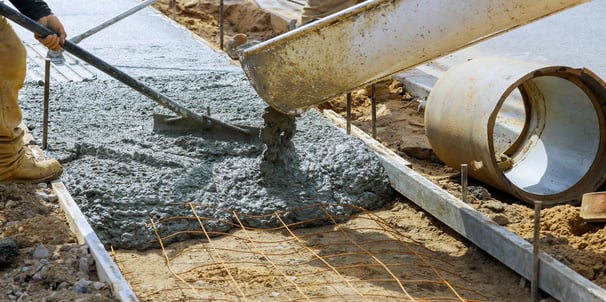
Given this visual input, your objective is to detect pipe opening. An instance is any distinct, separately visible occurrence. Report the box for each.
[494,75,601,196]
[426,57,606,204]
[493,87,528,157]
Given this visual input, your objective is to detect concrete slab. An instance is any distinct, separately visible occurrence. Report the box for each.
[391,68,435,100]
[253,0,304,20]
[22,43,96,82]
[9,0,239,82]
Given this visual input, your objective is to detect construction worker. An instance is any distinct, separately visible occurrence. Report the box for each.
[0,0,66,183]
[300,0,364,25]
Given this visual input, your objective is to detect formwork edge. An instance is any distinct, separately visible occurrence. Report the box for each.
[51,180,138,302]
[322,109,606,302]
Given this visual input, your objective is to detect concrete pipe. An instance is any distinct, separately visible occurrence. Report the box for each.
[425,57,606,205]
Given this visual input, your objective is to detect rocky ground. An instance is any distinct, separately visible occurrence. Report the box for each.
[0,182,117,301]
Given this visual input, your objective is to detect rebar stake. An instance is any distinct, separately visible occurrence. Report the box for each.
[461,164,468,203]
[42,58,50,150]
[531,200,542,301]
[219,0,224,50]
[346,92,352,134]
[171,0,176,20]
[371,83,377,138]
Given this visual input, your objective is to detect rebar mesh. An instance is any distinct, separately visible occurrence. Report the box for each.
[115,203,488,301]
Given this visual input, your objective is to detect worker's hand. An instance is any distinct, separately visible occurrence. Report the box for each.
[35,14,67,51]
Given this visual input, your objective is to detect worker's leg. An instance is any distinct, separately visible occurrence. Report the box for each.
[0,16,28,174]
[0,17,62,183]
[300,0,360,25]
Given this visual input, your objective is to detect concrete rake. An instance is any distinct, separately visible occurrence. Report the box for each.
[0,2,260,143]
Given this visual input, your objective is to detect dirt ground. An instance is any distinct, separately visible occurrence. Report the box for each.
[0,182,118,301]
[2,0,605,301]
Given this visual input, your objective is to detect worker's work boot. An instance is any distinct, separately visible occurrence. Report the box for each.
[0,19,63,184]
[0,155,63,184]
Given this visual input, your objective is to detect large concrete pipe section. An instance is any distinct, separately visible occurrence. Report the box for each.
[425,57,606,205]
[239,0,588,115]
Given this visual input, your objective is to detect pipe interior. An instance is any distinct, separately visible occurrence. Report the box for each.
[493,76,600,195]
[493,87,527,156]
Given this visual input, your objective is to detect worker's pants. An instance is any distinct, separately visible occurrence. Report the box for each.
[300,0,361,24]
[0,16,27,176]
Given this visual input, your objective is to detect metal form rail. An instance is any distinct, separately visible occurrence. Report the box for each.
[323,109,606,302]
[52,181,138,302]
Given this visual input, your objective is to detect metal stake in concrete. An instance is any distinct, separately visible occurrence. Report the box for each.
[171,0,176,20]
[371,83,377,138]
[42,57,50,150]
[532,200,543,301]
[461,164,468,203]
[219,0,224,50]
[346,92,352,134]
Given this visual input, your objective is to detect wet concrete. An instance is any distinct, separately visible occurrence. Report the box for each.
[260,107,297,163]
[19,71,393,250]
[8,0,393,250]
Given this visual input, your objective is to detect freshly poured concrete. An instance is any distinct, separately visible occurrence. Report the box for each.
[20,71,392,250]
[9,0,393,250]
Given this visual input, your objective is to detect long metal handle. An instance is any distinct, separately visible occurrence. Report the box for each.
[70,0,159,44]
[0,2,251,135]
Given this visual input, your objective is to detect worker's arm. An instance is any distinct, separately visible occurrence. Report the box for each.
[8,0,66,51]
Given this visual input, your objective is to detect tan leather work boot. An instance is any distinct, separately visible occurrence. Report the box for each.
[2,156,63,184]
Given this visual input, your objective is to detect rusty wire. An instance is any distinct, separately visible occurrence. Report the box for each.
[118,203,488,301]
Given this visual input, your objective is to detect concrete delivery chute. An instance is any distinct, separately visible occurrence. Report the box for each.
[239,0,589,115]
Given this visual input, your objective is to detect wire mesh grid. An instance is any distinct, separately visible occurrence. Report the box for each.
[116,203,488,301]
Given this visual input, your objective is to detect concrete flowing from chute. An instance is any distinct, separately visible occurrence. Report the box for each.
[19,71,393,250]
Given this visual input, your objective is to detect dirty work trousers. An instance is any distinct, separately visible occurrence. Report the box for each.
[300,0,363,25]
[0,16,27,178]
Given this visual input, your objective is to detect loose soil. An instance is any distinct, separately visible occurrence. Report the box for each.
[2,0,604,301]
[0,183,118,301]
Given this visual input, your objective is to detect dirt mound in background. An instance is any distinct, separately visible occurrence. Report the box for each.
[153,0,282,49]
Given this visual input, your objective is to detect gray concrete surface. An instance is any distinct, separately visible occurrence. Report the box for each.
[14,0,238,82]
[10,0,393,250]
